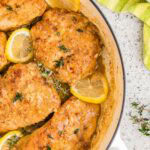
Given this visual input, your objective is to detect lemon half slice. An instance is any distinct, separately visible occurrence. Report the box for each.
[45,0,80,11]
[0,131,23,149]
[5,28,33,63]
[71,72,108,104]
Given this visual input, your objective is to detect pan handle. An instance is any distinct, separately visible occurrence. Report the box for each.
[108,127,128,150]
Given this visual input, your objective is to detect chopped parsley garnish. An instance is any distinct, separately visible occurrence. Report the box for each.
[41,69,52,78]
[55,58,64,68]
[74,128,80,134]
[56,32,60,36]
[48,134,54,139]
[130,102,150,136]
[131,102,139,108]
[47,145,51,150]
[37,62,53,78]
[58,45,69,53]
[76,28,84,32]
[7,135,20,149]
[58,131,63,136]
[6,5,13,11]
[139,122,150,136]
[13,92,23,103]
[37,62,70,101]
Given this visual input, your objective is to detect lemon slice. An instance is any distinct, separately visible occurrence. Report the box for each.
[45,0,80,11]
[5,28,33,63]
[0,131,23,149]
[71,72,108,104]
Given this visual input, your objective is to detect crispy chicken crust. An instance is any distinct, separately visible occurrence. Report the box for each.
[0,32,8,71]
[0,0,47,31]
[32,9,102,85]
[0,63,61,133]
[14,97,100,150]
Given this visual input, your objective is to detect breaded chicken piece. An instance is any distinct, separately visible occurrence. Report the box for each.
[0,32,8,71]
[14,97,100,150]
[0,63,61,133]
[32,9,102,84]
[0,0,47,31]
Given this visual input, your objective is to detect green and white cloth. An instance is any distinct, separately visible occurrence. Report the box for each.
[97,0,150,70]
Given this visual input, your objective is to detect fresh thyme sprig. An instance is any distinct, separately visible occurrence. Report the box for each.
[54,57,64,68]
[47,145,51,150]
[37,62,53,78]
[58,45,69,53]
[7,135,20,149]
[130,102,150,136]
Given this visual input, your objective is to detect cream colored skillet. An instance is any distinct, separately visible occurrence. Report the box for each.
[80,0,125,150]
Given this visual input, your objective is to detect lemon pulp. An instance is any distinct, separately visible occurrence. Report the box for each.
[71,72,108,104]
[5,28,33,63]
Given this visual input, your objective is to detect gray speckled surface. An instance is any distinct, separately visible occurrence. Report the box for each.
[93,1,150,150]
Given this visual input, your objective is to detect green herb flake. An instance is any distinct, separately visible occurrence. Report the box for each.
[13,92,23,103]
[7,135,20,149]
[6,5,13,11]
[130,114,140,124]
[76,28,84,32]
[52,78,71,102]
[74,128,80,134]
[48,134,54,139]
[56,32,60,36]
[58,45,69,53]
[139,122,150,136]
[131,102,139,108]
[138,105,146,116]
[55,58,64,68]
[130,102,150,137]
[47,145,51,150]
[37,62,53,78]
[58,131,63,136]
[41,69,52,78]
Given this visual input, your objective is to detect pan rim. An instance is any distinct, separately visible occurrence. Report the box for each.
[90,1,126,149]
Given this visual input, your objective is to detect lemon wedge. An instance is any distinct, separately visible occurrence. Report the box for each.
[45,0,80,11]
[5,28,33,63]
[71,72,108,104]
[0,131,23,149]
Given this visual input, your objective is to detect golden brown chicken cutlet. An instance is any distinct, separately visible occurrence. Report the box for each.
[32,9,102,85]
[0,0,47,31]
[0,32,8,71]
[0,63,61,133]
[14,97,100,150]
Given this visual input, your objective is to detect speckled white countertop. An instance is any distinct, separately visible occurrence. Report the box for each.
[93,1,150,150]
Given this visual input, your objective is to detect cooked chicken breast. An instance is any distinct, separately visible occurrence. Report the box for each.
[32,9,102,84]
[0,0,47,31]
[0,63,61,133]
[14,97,100,150]
[0,32,8,71]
